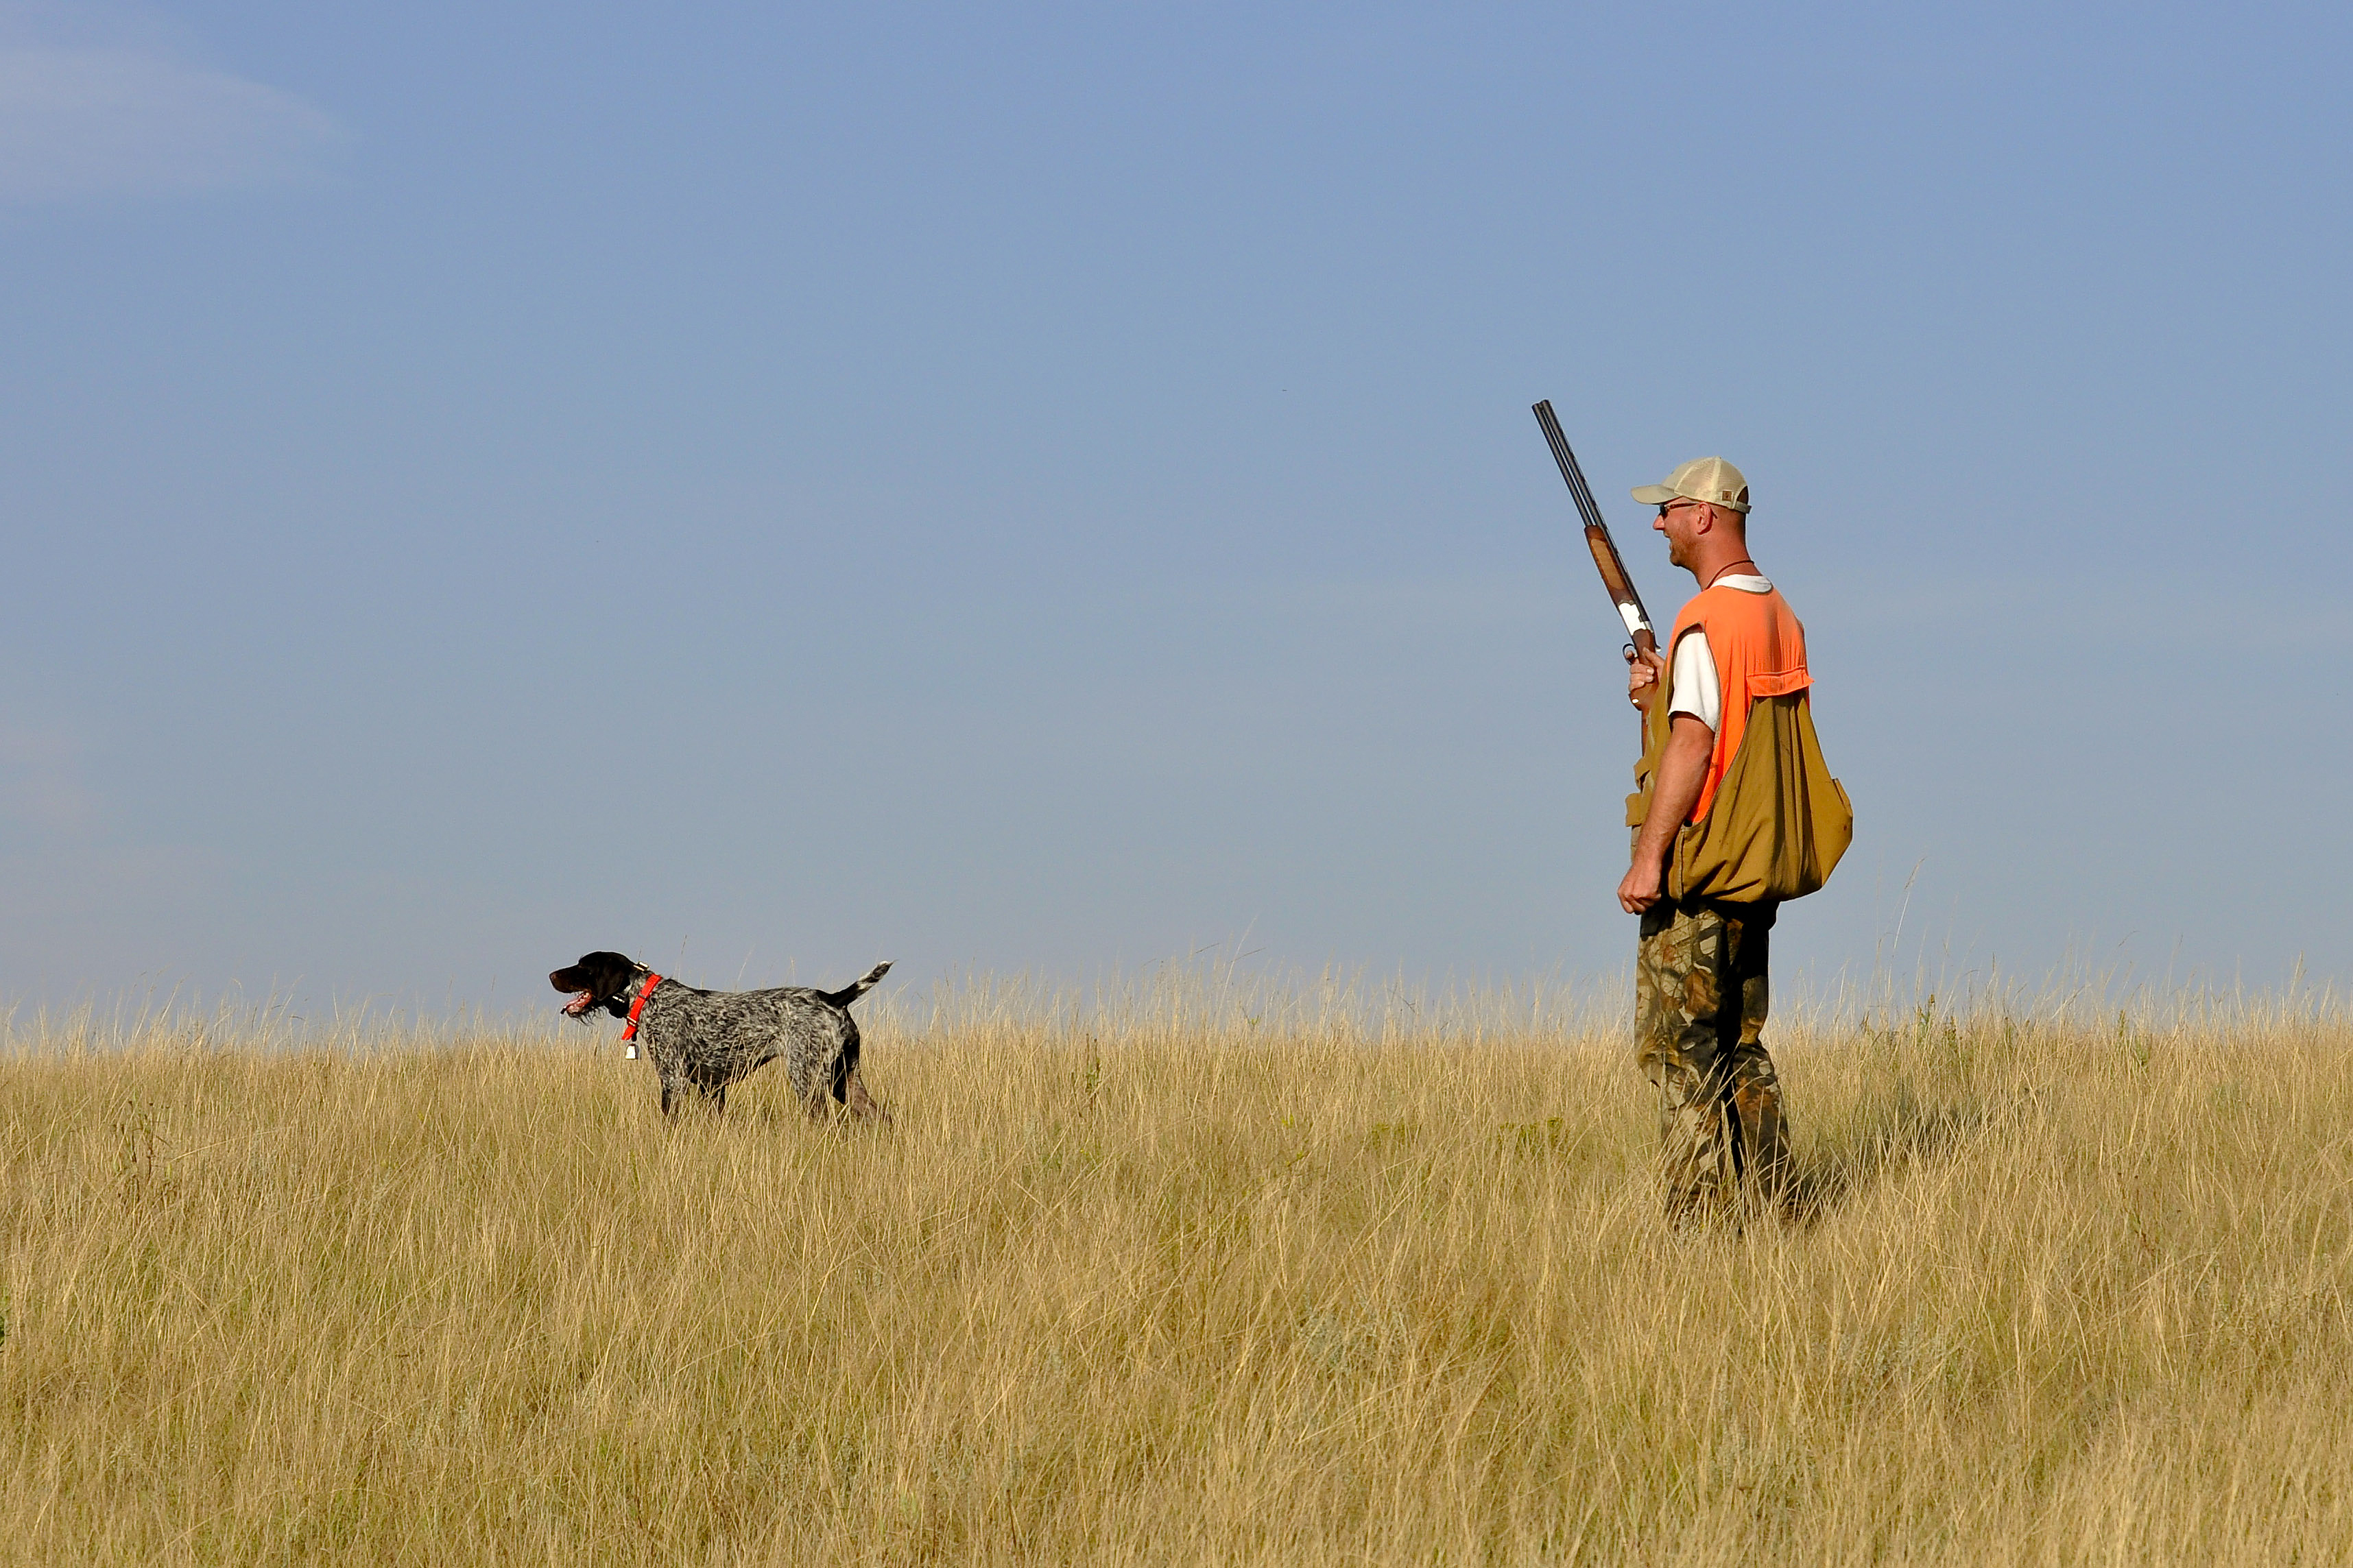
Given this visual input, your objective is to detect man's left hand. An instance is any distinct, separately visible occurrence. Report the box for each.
[1619,856,1664,915]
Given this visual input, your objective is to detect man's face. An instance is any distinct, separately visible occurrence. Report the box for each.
[1652,497,1707,568]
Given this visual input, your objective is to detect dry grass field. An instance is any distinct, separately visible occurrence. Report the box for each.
[4,976,2350,1565]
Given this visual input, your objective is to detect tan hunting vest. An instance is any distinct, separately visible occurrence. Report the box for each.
[1627,583,1854,904]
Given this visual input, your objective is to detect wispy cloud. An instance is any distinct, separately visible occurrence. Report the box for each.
[0,9,339,200]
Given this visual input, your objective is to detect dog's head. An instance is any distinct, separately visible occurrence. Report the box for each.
[549,951,648,1020]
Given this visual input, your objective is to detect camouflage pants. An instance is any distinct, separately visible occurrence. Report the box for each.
[1635,897,1790,1222]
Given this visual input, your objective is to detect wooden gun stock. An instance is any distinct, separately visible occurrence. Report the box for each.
[1532,400,1656,660]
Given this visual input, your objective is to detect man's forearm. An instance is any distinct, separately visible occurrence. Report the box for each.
[1632,717,1713,869]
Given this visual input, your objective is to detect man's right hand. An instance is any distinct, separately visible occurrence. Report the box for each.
[1626,646,1667,711]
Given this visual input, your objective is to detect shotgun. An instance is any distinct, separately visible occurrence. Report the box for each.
[1531,400,1656,661]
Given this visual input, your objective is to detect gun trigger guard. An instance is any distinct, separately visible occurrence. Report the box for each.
[1621,641,1638,662]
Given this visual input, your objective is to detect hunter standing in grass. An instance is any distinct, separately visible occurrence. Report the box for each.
[1620,457,1850,1225]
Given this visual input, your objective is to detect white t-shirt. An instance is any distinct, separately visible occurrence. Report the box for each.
[1667,575,1773,733]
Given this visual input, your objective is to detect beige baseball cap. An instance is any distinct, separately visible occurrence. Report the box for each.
[1632,456,1751,514]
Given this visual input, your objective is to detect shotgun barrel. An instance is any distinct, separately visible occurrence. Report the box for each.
[1531,400,1656,660]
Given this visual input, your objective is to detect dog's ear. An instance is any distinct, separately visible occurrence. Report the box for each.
[580,952,635,991]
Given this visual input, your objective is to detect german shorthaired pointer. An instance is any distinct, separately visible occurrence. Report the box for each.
[550,952,892,1121]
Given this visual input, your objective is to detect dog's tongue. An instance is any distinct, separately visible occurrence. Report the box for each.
[562,990,596,1017]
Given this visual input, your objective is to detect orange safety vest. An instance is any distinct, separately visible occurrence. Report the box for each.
[1667,584,1813,823]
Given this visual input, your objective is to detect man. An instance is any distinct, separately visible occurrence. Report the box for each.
[1619,455,1809,1225]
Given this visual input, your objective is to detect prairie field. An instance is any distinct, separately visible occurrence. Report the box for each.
[3,978,2350,1565]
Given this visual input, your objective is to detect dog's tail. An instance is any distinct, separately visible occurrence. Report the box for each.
[822,961,892,1009]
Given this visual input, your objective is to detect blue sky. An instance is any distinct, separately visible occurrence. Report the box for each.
[2,1,2345,1013]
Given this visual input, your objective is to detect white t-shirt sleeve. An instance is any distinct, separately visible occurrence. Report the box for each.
[1668,629,1720,732]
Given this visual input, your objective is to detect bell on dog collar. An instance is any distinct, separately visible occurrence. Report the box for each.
[625,1044,638,1059]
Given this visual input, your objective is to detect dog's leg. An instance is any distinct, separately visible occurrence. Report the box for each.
[830,1050,887,1124]
[843,1067,889,1124]
[660,1077,683,1118]
[704,1082,728,1115]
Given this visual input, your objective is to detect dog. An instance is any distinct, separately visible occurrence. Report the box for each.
[549,952,892,1121]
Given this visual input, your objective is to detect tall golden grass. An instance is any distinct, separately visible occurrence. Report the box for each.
[3,973,2350,1564]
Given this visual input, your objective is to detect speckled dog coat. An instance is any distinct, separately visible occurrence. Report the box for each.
[551,952,892,1120]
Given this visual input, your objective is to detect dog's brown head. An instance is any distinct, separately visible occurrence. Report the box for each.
[549,951,647,1020]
